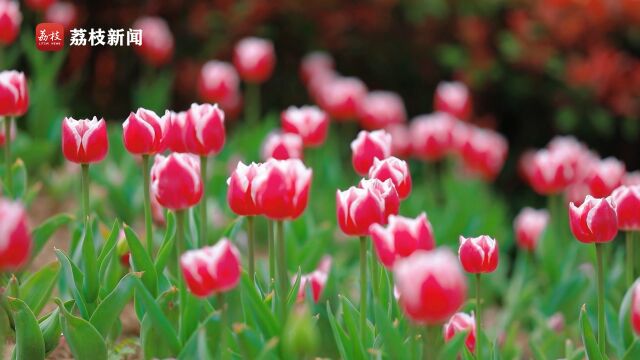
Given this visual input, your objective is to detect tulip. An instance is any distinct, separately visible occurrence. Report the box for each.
[233,37,276,84]
[219,90,242,120]
[458,235,498,357]
[612,185,640,285]
[151,153,202,211]
[358,91,407,130]
[586,157,625,198]
[394,249,467,324]
[227,161,263,276]
[165,111,188,153]
[569,195,618,354]
[180,239,241,297]
[433,81,472,121]
[295,256,331,303]
[369,213,435,268]
[624,171,640,186]
[513,208,549,252]
[0,119,15,146]
[0,71,28,193]
[526,150,575,195]
[443,312,476,353]
[385,124,412,158]
[410,112,456,161]
[132,17,174,67]
[632,284,640,337]
[122,108,169,255]
[62,117,109,220]
[198,61,240,103]
[300,51,334,85]
[358,178,399,223]
[320,76,367,121]
[150,193,166,227]
[281,106,329,147]
[0,199,31,270]
[24,0,54,11]
[459,127,508,181]
[351,130,392,176]
[261,131,304,161]
[368,156,412,200]
[44,2,78,29]
[307,70,336,107]
[0,1,21,46]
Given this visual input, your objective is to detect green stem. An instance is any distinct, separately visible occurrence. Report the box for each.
[476,273,482,359]
[81,164,90,222]
[175,210,187,343]
[142,155,153,258]
[359,236,367,344]
[627,232,634,287]
[245,83,261,124]
[247,216,255,278]
[217,292,227,359]
[424,325,439,360]
[595,243,606,356]
[199,155,208,247]
[268,220,275,287]
[3,117,11,196]
[276,220,288,318]
[370,242,379,299]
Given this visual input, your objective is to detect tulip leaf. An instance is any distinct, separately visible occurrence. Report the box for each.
[81,220,99,304]
[55,298,107,360]
[97,244,119,298]
[326,301,351,360]
[133,277,181,355]
[31,213,73,260]
[39,305,66,355]
[373,302,408,360]
[89,272,139,338]
[340,295,368,359]
[286,267,302,309]
[96,219,120,267]
[240,272,280,338]
[154,212,176,275]
[54,249,89,319]
[580,304,604,360]
[140,287,180,359]
[124,225,158,296]
[619,280,637,351]
[622,340,640,360]
[438,331,469,360]
[19,261,59,316]
[9,297,45,360]
[178,311,222,359]
[10,158,27,200]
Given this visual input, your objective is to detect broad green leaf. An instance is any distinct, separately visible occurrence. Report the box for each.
[81,220,99,304]
[622,340,640,360]
[340,295,367,359]
[373,302,408,360]
[89,272,139,338]
[9,297,45,360]
[10,158,27,200]
[619,280,637,350]
[286,268,302,309]
[124,225,158,296]
[19,261,59,316]
[234,323,263,359]
[96,219,120,267]
[326,301,350,360]
[178,312,222,359]
[39,306,65,355]
[439,331,469,360]
[54,249,88,319]
[240,272,280,338]
[140,287,179,360]
[31,213,73,260]
[154,212,175,274]
[580,304,604,360]
[55,298,107,360]
[133,277,181,355]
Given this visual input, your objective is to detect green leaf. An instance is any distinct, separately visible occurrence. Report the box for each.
[19,261,59,316]
[619,280,636,350]
[54,249,88,319]
[10,158,27,200]
[81,220,99,304]
[326,301,351,360]
[623,340,640,360]
[140,287,179,359]
[178,312,222,359]
[55,298,107,360]
[240,272,280,338]
[124,225,158,296]
[133,277,181,355]
[529,338,547,360]
[340,295,367,359]
[373,302,408,360]
[580,304,604,360]
[39,306,65,355]
[89,272,139,338]
[31,213,73,260]
[96,219,120,267]
[9,297,45,360]
[286,268,302,309]
[439,331,469,360]
[154,212,176,275]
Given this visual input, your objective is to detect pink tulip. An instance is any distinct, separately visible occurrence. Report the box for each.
[0,199,31,270]
[526,149,575,195]
[295,256,332,303]
[44,2,78,29]
[165,111,188,153]
[410,112,456,160]
[24,0,54,11]
[434,81,472,121]
[150,153,203,211]
[611,185,640,231]
[184,103,226,156]
[122,108,167,155]
[336,186,385,236]
[358,178,400,223]
[0,1,21,45]
[227,162,263,217]
[514,208,549,252]
[586,157,625,198]
[351,130,392,176]
[233,37,276,83]
[368,156,412,199]
[358,91,406,130]
[300,51,334,85]
[198,60,240,103]
[320,76,367,121]
[443,312,476,353]
[261,131,303,161]
[385,124,412,158]
[632,283,640,336]
[459,127,508,181]
[180,239,241,297]
[132,17,174,67]
[369,213,435,268]
[569,195,618,243]
[0,71,28,117]
[458,235,499,274]
[61,117,109,164]
[281,106,329,147]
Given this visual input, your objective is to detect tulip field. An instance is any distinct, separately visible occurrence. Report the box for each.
[2,1,640,360]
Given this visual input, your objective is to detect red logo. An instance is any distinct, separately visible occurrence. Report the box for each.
[35,23,65,51]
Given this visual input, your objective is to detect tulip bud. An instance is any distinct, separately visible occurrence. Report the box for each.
[295,257,331,303]
[0,119,16,147]
[150,153,203,211]
[612,185,640,231]
[165,111,188,153]
[132,17,174,67]
[281,106,329,148]
[547,312,565,333]
[350,130,392,176]
[586,157,625,198]
[0,199,31,270]
[233,37,276,83]
[180,239,241,297]
[44,2,78,29]
[0,71,29,117]
[459,127,508,181]
[336,186,385,236]
[513,208,549,252]
[321,76,367,121]
[358,91,407,130]
[116,230,130,267]
[227,162,263,216]
[251,159,312,220]
[410,112,456,161]
[632,283,640,336]
[122,108,167,155]
[184,103,226,156]
[358,178,399,223]
[0,1,21,45]
[300,51,334,85]
[526,149,575,195]
[394,249,467,324]
[443,312,476,353]
[458,235,499,273]
[368,156,412,199]
[569,195,618,243]
[61,117,109,164]
[369,213,435,268]
[283,305,320,359]
[198,60,240,103]
[261,131,303,161]
[385,124,412,158]
[434,81,472,121]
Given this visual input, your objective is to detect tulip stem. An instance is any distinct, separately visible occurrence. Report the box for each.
[142,155,153,258]
[423,325,439,360]
[627,232,634,287]
[476,273,482,359]
[245,83,260,124]
[217,292,227,359]
[81,164,90,222]
[199,155,208,247]
[359,236,367,344]
[595,243,606,355]
[175,210,188,344]
[276,220,288,319]
[370,242,379,299]
[247,216,255,278]
[268,220,275,287]
[3,117,11,196]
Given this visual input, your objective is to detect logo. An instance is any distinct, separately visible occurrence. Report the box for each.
[35,23,65,51]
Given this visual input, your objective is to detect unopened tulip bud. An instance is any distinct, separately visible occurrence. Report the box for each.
[251,159,312,220]
[358,91,406,130]
[0,2,21,45]
[434,81,472,121]
[351,130,392,176]
[0,199,31,270]
[61,117,109,164]
[150,153,203,210]
[227,162,263,217]
[336,186,385,236]
[122,108,167,155]
[369,213,435,268]
[611,185,640,231]
[514,208,549,252]
[458,235,499,274]
[261,131,303,161]
[132,17,174,67]
[443,312,476,352]
[0,71,29,117]
[281,106,329,147]
[368,156,412,199]
[569,195,618,243]
[184,103,226,156]
[233,37,276,83]
[180,239,241,297]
